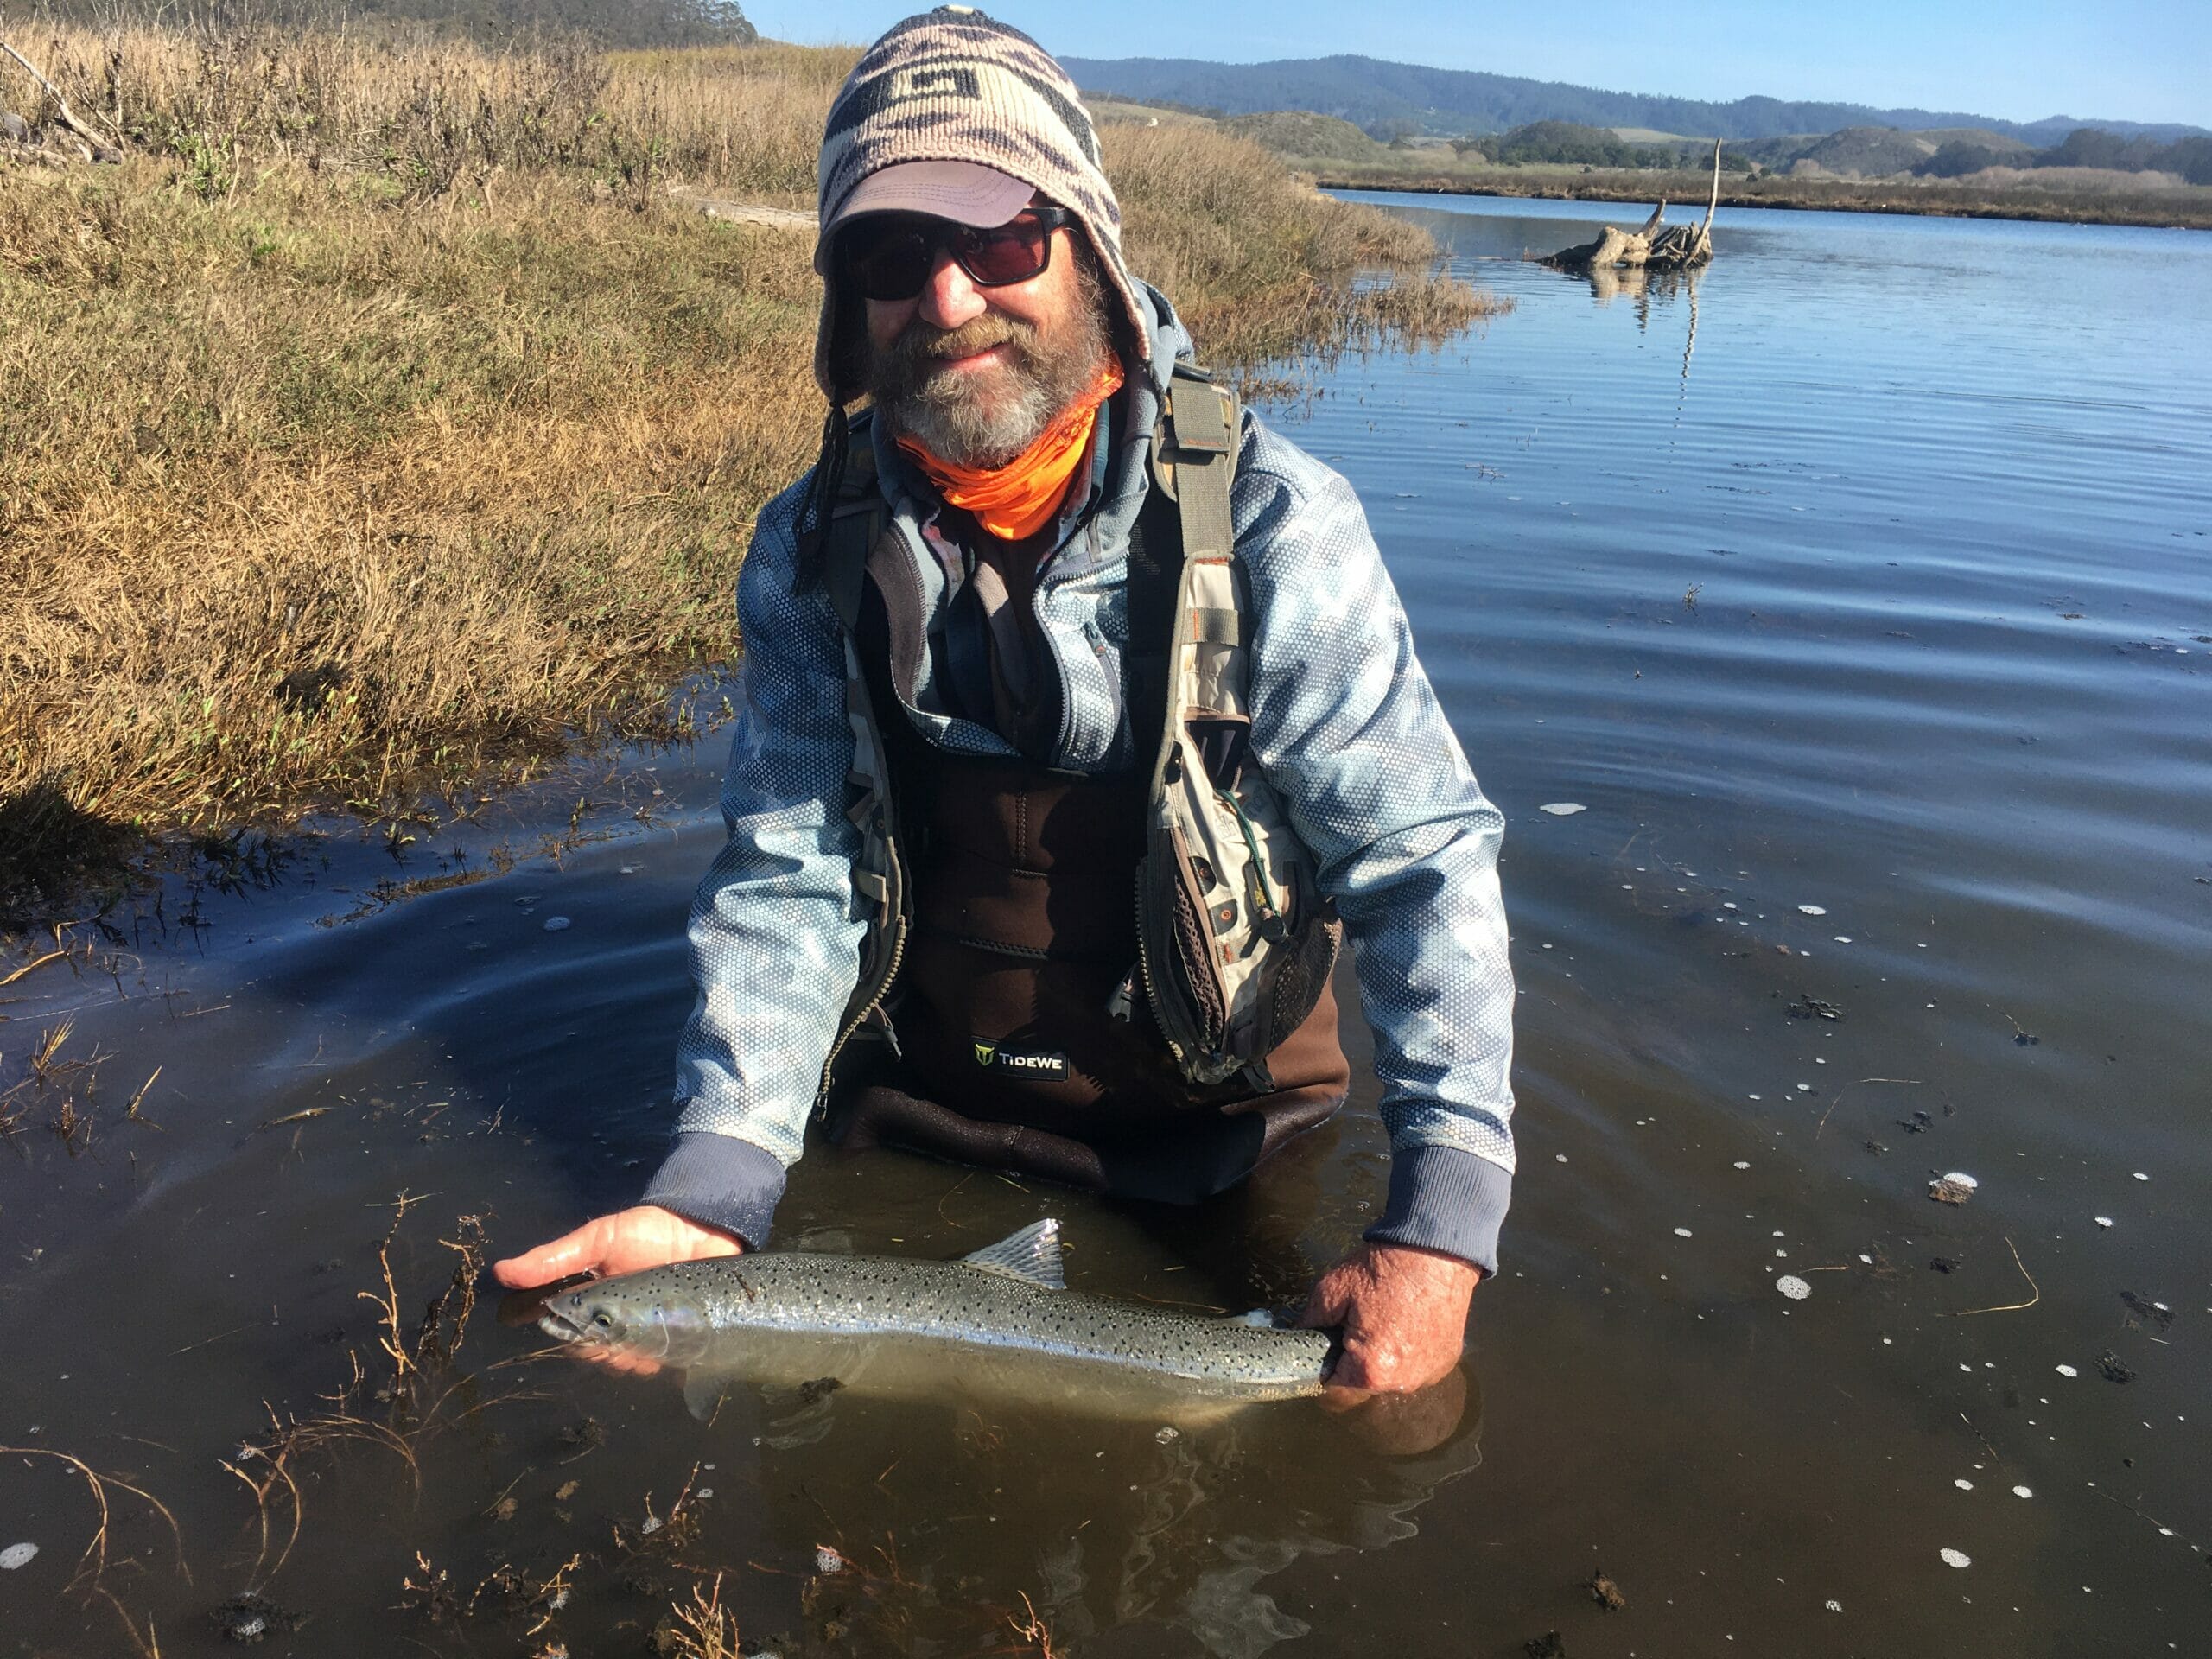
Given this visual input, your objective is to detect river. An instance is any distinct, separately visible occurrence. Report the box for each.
[1,194,2206,1656]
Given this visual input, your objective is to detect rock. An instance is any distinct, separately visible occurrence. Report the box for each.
[1929,1172,1978,1205]
[1585,1572,1626,1611]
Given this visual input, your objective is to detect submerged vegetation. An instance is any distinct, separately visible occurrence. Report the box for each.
[0,23,1501,925]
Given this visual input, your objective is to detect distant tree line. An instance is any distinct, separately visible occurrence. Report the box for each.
[23,0,758,49]
[1450,121,1753,173]
[1920,128,2212,183]
[1060,54,2209,151]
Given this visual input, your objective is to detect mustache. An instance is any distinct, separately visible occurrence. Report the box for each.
[892,313,1039,368]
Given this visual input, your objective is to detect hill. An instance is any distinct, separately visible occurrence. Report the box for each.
[1222,111,1383,159]
[1784,125,2034,178]
[1058,54,2209,148]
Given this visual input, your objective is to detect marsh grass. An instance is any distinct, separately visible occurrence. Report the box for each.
[2,26,1501,923]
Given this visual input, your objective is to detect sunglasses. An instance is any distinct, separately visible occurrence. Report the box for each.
[842,206,1075,303]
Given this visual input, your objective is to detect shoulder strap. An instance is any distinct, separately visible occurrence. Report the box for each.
[818,408,884,632]
[1126,364,1241,757]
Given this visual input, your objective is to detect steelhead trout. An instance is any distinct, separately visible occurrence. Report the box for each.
[539,1219,1334,1412]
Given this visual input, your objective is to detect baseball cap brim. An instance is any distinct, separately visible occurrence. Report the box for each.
[817,160,1038,269]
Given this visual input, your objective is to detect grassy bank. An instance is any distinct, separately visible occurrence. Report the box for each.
[1302,156,2212,231]
[0,26,1503,925]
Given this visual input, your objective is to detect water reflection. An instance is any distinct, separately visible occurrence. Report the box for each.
[711,1363,1484,1657]
[1537,257,1706,424]
[1553,256,1703,321]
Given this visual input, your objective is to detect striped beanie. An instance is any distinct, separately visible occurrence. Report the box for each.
[811,5,1149,403]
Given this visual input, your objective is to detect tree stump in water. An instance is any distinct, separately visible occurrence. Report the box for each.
[1541,142,1723,273]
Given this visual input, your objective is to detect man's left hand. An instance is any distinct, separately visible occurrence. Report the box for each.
[1301,1241,1480,1394]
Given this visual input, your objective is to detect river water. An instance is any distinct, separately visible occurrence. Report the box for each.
[2,194,2207,1656]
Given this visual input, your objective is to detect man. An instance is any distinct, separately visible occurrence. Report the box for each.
[495,6,1516,1395]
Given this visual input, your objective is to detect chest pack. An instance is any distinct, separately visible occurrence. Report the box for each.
[806,363,1342,1104]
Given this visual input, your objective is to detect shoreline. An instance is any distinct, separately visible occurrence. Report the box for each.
[1306,170,2212,232]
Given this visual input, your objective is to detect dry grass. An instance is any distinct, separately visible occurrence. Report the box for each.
[1,25,1500,923]
[1109,121,1504,367]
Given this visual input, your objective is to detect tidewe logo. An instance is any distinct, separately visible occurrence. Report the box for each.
[971,1039,1070,1081]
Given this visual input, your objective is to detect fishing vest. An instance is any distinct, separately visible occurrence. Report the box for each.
[807,365,1349,1198]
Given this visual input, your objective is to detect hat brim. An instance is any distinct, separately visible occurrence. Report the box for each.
[815,160,1038,270]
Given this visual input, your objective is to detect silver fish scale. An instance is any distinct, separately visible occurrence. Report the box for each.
[626,1254,1332,1393]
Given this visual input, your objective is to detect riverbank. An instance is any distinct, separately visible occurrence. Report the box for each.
[0,26,1503,932]
[1303,158,2212,231]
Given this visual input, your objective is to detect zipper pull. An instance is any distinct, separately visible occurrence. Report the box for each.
[1244,862,1289,943]
[864,1002,902,1058]
[1107,966,1140,1024]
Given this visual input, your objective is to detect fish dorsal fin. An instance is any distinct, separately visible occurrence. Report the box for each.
[961,1217,1065,1289]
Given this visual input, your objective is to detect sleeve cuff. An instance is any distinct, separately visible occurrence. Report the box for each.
[1363,1143,1513,1277]
[641,1130,789,1250]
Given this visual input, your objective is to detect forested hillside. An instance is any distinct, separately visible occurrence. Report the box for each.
[1062,53,2208,149]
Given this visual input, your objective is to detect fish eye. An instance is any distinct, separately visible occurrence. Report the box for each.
[592,1310,613,1329]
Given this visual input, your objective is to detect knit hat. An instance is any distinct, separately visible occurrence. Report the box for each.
[811,5,1149,404]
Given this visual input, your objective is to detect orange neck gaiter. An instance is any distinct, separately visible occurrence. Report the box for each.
[898,359,1124,542]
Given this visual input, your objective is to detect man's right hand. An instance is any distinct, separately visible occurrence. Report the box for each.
[493,1205,744,1290]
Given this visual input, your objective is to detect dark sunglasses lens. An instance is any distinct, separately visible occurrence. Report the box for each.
[958,217,1052,286]
[850,227,934,302]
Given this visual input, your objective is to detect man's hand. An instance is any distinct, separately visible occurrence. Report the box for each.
[493,1205,744,1290]
[1301,1240,1479,1395]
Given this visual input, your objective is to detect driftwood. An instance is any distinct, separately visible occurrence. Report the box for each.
[0,35,123,161]
[1542,140,1722,273]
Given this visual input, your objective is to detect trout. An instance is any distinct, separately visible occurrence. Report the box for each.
[539,1218,1333,1413]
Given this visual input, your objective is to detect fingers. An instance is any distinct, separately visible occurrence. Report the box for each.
[1300,1241,1476,1394]
[493,1218,611,1289]
[571,1344,662,1377]
[493,1207,744,1290]
[1325,1339,1387,1392]
[1299,1260,1359,1331]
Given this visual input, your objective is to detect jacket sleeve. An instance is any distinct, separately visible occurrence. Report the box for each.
[641,485,867,1248]
[1233,429,1517,1275]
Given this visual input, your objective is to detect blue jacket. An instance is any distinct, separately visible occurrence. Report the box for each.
[645,285,1517,1271]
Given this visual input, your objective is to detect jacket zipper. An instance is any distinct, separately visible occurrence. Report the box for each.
[817,899,907,1114]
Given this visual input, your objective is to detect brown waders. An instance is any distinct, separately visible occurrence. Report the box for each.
[834,736,1351,1204]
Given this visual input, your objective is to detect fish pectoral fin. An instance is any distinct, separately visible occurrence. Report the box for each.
[680,1367,738,1423]
[960,1217,1066,1290]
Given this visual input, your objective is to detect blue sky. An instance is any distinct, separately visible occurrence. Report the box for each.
[739,1,2212,128]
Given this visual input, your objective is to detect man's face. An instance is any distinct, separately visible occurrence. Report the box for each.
[858,214,1109,470]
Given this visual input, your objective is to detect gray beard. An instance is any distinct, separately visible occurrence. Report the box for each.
[867,283,1111,470]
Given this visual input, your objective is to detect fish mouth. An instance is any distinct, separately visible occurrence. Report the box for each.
[538,1301,601,1347]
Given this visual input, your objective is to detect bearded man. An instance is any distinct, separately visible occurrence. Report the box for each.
[496,7,1517,1397]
